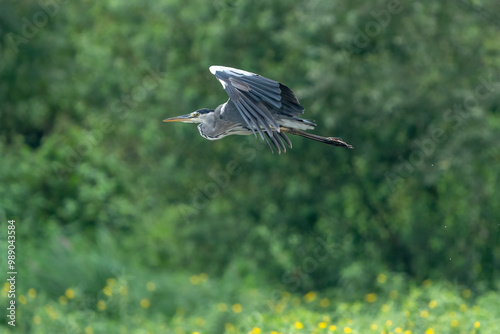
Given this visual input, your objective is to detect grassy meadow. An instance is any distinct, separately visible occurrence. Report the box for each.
[2,0,500,333]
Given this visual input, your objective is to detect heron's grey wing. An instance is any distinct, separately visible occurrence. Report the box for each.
[210,66,302,152]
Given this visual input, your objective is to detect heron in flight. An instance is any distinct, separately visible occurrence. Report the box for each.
[163,66,353,153]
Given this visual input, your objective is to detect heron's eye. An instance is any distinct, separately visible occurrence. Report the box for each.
[190,111,200,117]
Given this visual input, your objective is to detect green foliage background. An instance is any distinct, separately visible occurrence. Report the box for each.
[1,0,499,333]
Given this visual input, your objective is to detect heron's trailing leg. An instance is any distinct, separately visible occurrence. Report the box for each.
[280,127,354,149]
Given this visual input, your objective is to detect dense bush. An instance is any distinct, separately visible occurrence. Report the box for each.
[1,0,499,332]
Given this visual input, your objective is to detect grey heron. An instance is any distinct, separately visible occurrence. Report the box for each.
[163,66,353,153]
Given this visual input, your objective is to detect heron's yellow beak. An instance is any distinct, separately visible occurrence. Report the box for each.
[163,114,192,123]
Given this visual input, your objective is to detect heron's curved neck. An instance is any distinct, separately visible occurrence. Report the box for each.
[197,112,218,139]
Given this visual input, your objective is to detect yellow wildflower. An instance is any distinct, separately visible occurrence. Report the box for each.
[320,298,330,307]
[97,300,106,311]
[304,291,317,302]
[19,295,27,305]
[377,274,387,283]
[365,293,377,303]
[103,286,112,296]
[275,302,286,313]
[146,281,156,291]
[232,304,242,313]
[66,288,75,299]
[44,305,58,319]
[106,278,116,288]
[140,298,150,308]
[190,275,200,285]
[199,273,208,282]
[2,282,10,296]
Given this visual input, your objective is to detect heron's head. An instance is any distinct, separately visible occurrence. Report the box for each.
[163,108,213,124]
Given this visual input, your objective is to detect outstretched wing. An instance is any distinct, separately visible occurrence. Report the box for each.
[209,65,305,152]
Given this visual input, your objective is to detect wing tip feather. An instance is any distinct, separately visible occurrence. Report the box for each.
[209,65,222,75]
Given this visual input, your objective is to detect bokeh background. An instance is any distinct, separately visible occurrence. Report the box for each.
[1,0,499,333]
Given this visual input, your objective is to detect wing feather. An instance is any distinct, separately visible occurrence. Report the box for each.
[265,131,284,154]
[209,65,306,150]
[279,131,293,148]
[230,94,262,139]
[239,95,278,130]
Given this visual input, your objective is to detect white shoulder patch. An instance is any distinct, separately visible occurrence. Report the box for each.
[209,65,257,77]
[209,65,225,75]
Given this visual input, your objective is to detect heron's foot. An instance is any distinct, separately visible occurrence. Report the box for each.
[326,137,354,149]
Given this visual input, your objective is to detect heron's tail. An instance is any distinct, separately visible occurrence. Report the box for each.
[281,127,354,149]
